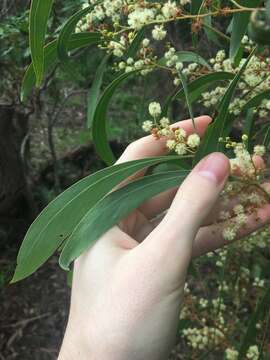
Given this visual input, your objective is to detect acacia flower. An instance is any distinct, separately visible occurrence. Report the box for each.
[148,102,161,117]
[187,133,200,148]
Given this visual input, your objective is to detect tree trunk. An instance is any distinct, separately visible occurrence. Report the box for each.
[0,105,35,247]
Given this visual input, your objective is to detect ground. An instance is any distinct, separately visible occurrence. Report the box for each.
[0,250,70,360]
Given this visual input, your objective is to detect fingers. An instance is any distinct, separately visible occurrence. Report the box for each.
[204,180,270,226]
[252,155,265,170]
[133,116,211,218]
[114,115,211,198]
[143,154,265,222]
[231,154,265,176]
[117,115,212,164]
[192,204,270,257]
[139,187,178,220]
[135,153,230,275]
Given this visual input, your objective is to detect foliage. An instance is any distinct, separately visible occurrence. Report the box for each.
[11,0,270,358]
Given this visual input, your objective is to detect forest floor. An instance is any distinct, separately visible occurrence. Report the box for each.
[0,248,70,360]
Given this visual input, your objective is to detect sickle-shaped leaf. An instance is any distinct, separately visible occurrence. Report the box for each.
[178,71,195,126]
[92,69,141,165]
[125,28,145,59]
[242,89,270,112]
[29,0,54,86]
[243,108,255,152]
[162,71,234,116]
[21,32,101,101]
[11,155,183,282]
[57,3,101,64]
[59,169,189,270]
[194,49,256,164]
[203,15,230,47]
[229,0,260,61]
[229,12,249,61]
[22,40,57,102]
[263,125,270,148]
[87,54,110,129]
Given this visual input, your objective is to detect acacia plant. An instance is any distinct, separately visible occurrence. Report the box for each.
[12,0,270,358]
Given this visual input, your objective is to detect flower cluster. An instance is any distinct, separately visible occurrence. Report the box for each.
[246,345,259,360]
[75,0,270,124]
[75,1,270,140]
[199,43,270,118]
[142,101,200,155]
[219,135,266,179]
[217,136,268,243]
[179,226,270,358]
[182,326,225,350]
[76,0,191,35]
[225,348,239,360]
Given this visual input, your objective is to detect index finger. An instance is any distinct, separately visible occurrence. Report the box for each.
[116,115,211,217]
[116,115,212,164]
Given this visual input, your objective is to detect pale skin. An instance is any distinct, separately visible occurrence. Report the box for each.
[59,116,270,360]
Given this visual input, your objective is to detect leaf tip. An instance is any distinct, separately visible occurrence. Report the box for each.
[35,78,42,88]
[10,271,20,284]
[20,90,26,103]
[59,258,70,272]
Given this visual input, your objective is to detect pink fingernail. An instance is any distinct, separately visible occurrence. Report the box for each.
[196,152,230,185]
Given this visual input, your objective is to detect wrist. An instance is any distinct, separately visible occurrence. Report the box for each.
[59,319,128,360]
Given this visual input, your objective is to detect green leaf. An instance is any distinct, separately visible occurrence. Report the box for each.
[243,108,255,152]
[238,285,270,359]
[191,0,203,14]
[194,49,256,164]
[125,28,145,59]
[159,51,210,69]
[254,122,270,147]
[22,40,57,102]
[11,155,181,282]
[203,15,230,47]
[29,0,54,86]
[230,13,249,61]
[87,54,109,129]
[59,169,189,270]
[92,69,140,165]
[267,0,270,18]
[67,269,73,287]
[57,4,100,64]
[242,89,270,112]
[162,72,234,116]
[263,125,270,148]
[21,32,101,101]
[229,0,260,61]
[178,71,195,126]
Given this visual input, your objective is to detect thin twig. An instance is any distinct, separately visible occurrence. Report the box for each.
[2,313,51,328]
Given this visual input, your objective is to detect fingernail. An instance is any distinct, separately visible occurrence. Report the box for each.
[196,152,230,185]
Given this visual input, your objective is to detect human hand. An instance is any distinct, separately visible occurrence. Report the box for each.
[59,116,270,360]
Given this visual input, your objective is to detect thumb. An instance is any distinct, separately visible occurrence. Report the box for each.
[138,152,230,272]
